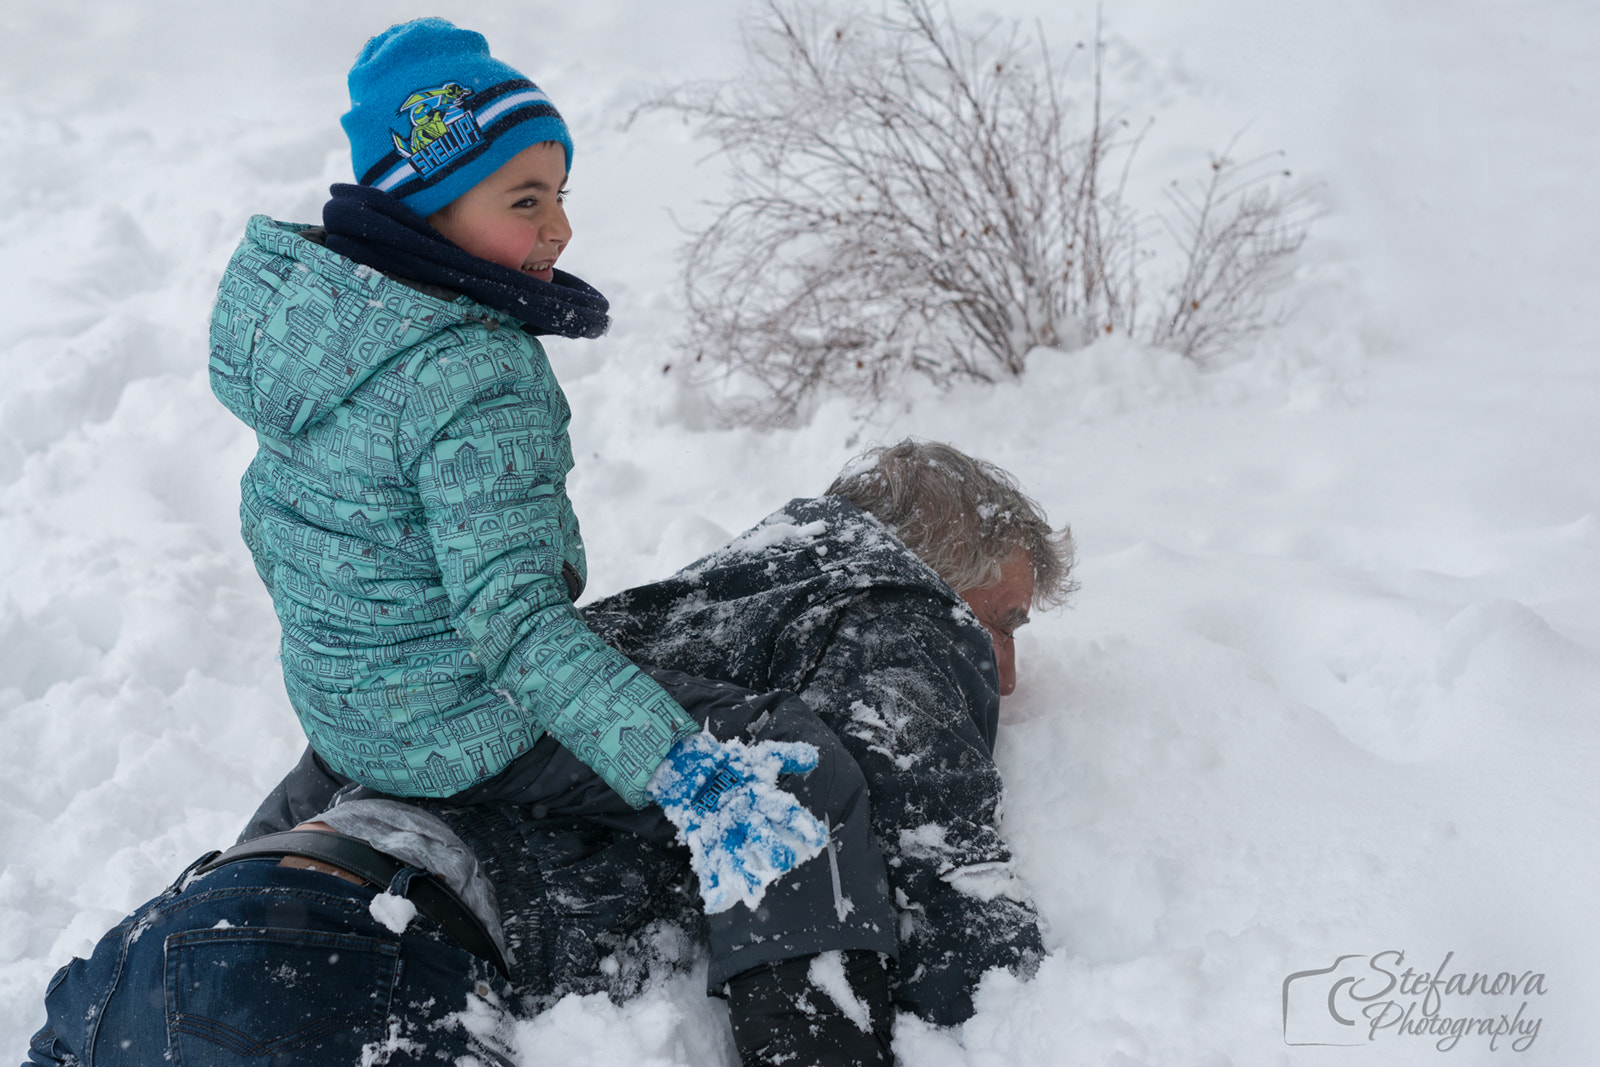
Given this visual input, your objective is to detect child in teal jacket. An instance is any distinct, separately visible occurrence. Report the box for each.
[208,23,875,938]
[196,21,904,1065]
[209,19,698,808]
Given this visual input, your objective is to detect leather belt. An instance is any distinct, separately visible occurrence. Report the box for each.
[194,830,509,977]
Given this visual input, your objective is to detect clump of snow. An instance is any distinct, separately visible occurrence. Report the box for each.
[358,1018,427,1067]
[367,891,417,935]
[941,861,1031,904]
[807,950,873,1033]
[727,519,829,555]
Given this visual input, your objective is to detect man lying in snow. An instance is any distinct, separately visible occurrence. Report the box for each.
[585,437,1077,1024]
[26,439,1072,1065]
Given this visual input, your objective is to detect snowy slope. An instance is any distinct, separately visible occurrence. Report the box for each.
[3,2,1597,1064]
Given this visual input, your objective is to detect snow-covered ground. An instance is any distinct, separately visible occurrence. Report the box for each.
[3,2,1596,1063]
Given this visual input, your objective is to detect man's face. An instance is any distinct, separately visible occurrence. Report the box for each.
[426,141,571,280]
[961,549,1034,697]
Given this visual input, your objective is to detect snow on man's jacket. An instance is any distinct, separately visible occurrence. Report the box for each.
[208,216,694,805]
[585,497,1044,1024]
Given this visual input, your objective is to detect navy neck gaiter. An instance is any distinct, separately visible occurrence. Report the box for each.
[322,183,610,339]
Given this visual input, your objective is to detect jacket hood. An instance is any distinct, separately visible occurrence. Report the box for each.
[685,496,966,607]
[208,214,516,440]
[584,496,991,707]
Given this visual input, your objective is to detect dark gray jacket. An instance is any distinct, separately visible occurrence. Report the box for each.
[585,496,1043,1024]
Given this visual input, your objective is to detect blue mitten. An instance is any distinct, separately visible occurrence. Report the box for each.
[647,731,829,914]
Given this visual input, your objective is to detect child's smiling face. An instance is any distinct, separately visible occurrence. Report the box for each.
[426,141,570,281]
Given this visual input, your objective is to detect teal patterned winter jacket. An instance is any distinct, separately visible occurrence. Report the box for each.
[208,216,696,805]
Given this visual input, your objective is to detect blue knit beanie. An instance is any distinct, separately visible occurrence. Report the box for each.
[342,18,573,218]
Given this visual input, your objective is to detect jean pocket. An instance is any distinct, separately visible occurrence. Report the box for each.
[164,926,400,1065]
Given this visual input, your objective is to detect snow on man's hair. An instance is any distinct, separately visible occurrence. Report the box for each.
[826,438,1077,607]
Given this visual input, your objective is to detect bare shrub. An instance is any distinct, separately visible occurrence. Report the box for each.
[645,0,1314,425]
[1151,139,1319,361]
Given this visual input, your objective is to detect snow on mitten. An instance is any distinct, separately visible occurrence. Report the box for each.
[647,731,829,913]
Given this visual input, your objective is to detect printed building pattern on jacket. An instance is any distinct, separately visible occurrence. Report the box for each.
[210,216,695,804]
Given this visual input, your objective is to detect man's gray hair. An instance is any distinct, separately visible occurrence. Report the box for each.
[826,439,1077,607]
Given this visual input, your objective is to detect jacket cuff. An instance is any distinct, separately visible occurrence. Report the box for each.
[564,664,700,809]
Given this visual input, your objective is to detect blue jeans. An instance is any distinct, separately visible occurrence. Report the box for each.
[26,858,512,1066]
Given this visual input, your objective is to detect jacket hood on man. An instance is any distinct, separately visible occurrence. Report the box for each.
[208,214,520,442]
[587,496,1002,751]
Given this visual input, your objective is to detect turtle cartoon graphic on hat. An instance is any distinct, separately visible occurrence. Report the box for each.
[392,82,483,178]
